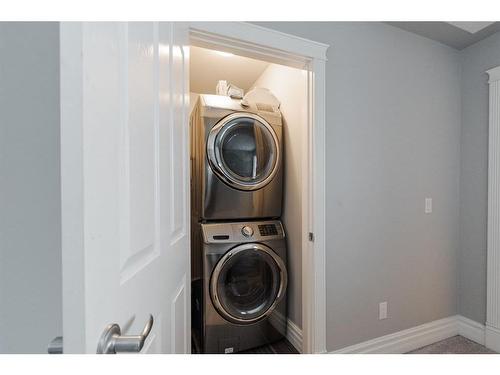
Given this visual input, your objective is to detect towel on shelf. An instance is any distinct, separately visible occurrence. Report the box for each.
[215,80,244,99]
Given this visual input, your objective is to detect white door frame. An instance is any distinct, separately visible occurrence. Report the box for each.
[486,65,500,352]
[187,22,329,354]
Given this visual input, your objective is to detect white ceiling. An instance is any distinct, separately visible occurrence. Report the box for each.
[387,21,500,50]
[447,22,494,34]
[190,46,270,95]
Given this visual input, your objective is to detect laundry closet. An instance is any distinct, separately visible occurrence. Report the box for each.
[188,45,307,354]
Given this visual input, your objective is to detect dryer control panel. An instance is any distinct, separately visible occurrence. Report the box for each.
[202,220,285,244]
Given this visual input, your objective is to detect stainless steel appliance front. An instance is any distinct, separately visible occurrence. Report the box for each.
[190,94,283,221]
[191,220,288,354]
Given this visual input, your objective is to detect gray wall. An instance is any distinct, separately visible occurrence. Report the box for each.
[256,22,462,351]
[459,31,500,324]
[1,21,490,354]
[0,22,62,353]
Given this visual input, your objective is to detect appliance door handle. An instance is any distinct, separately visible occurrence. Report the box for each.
[96,314,154,354]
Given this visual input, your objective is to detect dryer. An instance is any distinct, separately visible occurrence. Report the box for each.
[190,94,283,221]
[191,220,288,354]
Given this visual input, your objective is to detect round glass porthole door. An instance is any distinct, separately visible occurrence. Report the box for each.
[207,113,280,191]
[210,243,287,324]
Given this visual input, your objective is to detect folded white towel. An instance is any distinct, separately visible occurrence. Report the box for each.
[228,84,244,99]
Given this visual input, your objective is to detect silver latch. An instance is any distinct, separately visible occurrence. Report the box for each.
[48,336,63,354]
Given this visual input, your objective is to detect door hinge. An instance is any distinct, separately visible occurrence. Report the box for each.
[308,232,314,242]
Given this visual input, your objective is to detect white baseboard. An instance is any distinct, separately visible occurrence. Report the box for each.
[268,311,303,353]
[457,316,485,345]
[485,325,500,352]
[286,319,302,353]
[330,315,486,354]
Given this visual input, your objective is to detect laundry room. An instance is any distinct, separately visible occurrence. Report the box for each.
[188,44,308,354]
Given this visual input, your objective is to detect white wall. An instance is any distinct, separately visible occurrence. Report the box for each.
[189,92,199,114]
[0,22,62,353]
[190,46,269,94]
[252,64,307,330]
[256,22,462,351]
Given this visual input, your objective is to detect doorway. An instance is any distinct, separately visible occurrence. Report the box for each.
[55,22,327,354]
[187,22,328,354]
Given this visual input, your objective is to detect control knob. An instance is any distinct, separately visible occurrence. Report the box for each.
[241,226,254,237]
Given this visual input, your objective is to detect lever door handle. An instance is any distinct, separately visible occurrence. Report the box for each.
[96,314,154,354]
[48,336,63,354]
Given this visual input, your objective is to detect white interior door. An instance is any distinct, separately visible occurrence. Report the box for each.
[60,22,190,354]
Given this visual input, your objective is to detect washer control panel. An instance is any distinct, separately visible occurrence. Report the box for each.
[258,224,278,236]
[202,220,284,243]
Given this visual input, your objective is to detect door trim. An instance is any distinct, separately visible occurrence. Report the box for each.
[486,65,500,352]
[188,22,329,354]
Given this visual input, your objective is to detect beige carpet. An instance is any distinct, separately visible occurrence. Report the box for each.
[408,335,496,354]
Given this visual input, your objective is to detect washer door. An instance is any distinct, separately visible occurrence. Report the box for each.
[210,243,287,324]
[207,113,280,191]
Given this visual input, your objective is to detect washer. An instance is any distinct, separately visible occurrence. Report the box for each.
[191,220,288,354]
[190,94,283,221]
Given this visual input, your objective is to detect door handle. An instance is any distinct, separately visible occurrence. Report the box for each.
[47,336,63,354]
[96,314,154,354]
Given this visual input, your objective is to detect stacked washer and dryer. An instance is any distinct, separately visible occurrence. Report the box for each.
[190,93,288,353]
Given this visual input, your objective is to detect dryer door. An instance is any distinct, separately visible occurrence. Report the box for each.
[210,243,287,324]
[207,113,280,191]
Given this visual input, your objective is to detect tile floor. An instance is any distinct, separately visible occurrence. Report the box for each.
[239,339,299,354]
